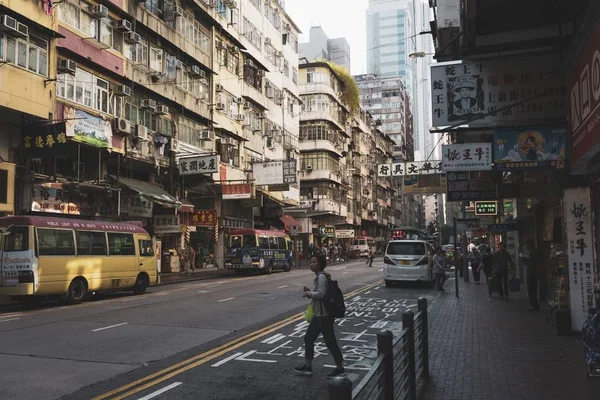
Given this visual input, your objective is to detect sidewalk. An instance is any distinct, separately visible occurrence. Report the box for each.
[423,277,600,400]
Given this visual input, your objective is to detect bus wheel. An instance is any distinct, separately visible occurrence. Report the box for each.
[66,279,88,305]
[133,273,149,295]
[283,262,292,272]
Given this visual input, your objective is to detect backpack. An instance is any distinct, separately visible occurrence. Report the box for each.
[322,274,346,318]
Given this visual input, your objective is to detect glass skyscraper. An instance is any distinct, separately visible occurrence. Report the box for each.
[366,0,407,78]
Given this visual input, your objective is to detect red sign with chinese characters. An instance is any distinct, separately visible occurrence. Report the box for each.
[189,209,217,227]
[222,184,252,200]
[568,20,600,168]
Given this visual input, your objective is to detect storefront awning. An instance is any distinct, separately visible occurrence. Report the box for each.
[280,215,300,229]
[180,199,195,213]
[111,176,182,208]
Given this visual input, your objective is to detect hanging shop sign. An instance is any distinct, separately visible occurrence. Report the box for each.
[493,126,567,171]
[474,201,498,216]
[179,155,219,175]
[377,160,443,177]
[564,187,596,332]
[23,123,68,152]
[126,195,153,218]
[64,106,113,149]
[446,171,497,202]
[430,53,566,128]
[335,229,355,239]
[441,143,492,171]
[30,183,115,216]
[154,214,181,234]
[568,20,600,171]
[189,209,217,227]
[318,225,335,238]
[252,160,297,185]
[222,217,252,229]
[403,174,447,194]
[222,184,253,200]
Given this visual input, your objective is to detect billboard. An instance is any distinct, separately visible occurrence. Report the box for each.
[493,127,567,171]
[442,143,492,171]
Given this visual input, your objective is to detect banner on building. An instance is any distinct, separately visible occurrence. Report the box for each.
[253,160,297,185]
[377,160,443,177]
[493,126,567,171]
[154,214,181,234]
[23,123,68,152]
[30,183,115,216]
[446,171,497,202]
[189,209,217,227]
[335,229,355,239]
[564,187,596,332]
[441,143,492,171]
[222,184,253,200]
[431,53,566,128]
[64,106,113,149]
[126,195,153,218]
[318,225,335,238]
[403,174,447,194]
[179,155,219,175]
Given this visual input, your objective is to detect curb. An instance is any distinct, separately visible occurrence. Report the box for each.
[156,271,234,287]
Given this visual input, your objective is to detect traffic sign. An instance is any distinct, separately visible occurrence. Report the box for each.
[290,225,299,236]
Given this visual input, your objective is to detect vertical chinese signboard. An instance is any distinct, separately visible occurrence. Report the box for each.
[564,187,596,331]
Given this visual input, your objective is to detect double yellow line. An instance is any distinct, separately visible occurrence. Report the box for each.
[93,280,382,400]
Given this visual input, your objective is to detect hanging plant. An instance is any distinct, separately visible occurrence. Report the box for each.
[314,59,360,117]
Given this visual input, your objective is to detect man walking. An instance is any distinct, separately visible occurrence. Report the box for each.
[433,247,447,292]
[523,239,540,311]
[493,242,515,299]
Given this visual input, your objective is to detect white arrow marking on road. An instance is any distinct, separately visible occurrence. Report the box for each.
[235,350,277,363]
[334,266,347,270]
[211,352,244,368]
[0,318,20,323]
[92,322,128,332]
[218,297,234,303]
[278,285,288,289]
[136,382,182,400]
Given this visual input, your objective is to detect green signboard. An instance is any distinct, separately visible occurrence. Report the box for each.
[318,225,335,238]
[475,201,498,216]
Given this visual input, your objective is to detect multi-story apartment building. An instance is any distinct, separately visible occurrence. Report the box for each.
[1,0,301,272]
[285,61,395,255]
[299,26,351,71]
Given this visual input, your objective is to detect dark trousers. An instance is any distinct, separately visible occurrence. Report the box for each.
[472,263,481,282]
[527,273,540,309]
[496,271,509,298]
[435,272,446,291]
[304,316,344,366]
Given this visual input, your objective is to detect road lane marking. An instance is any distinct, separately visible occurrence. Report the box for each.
[0,313,22,318]
[92,322,128,332]
[324,364,371,371]
[333,266,347,270]
[379,268,383,271]
[343,272,348,275]
[210,352,243,368]
[0,318,20,323]
[197,290,210,294]
[122,297,145,302]
[136,382,182,400]
[93,279,382,400]
[261,333,286,345]
[155,292,170,296]
[217,297,234,303]
[235,350,277,363]
[277,285,288,289]
[364,291,371,295]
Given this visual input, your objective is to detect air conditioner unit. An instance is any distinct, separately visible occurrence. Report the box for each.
[114,118,131,135]
[200,129,214,140]
[216,84,224,92]
[156,105,169,115]
[92,5,109,18]
[244,59,254,67]
[228,0,238,9]
[141,99,157,110]
[215,102,226,110]
[283,23,291,31]
[243,101,252,110]
[275,50,283,57]
[264,37,272,46]
[234,97,242,104]
[198,70,208,81]
[125,32,141,44]
[135,125,149,141]
[266,87,274,99]
[187,65,201,77]
[174,5,184,16]
[170,138,180,152]
[306,165,313,171]
[116,19,132,32]
[57,59,77,75]
[115,85,131,97]
[235,114,245,122]
[0,15,17,33]
[175,60,183,69]
[229,45,239,53]
[257,69,265,76]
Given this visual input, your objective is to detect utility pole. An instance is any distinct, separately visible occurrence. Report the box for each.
[461,201,469,283]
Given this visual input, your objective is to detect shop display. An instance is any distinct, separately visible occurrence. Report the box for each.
[546,243,568,309]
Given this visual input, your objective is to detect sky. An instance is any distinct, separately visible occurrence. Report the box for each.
[284,0,369,75]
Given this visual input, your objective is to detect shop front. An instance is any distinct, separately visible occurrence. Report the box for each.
[188,209,218,268]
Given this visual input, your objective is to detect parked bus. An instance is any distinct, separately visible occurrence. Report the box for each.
[350,236,375,258]
[0,216,157,306]
[225,229,293,275]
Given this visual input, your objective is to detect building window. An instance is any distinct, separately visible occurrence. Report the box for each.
[243,61,263,91]
[216,39,240,75]
[283,59,289,77]
[249,0,261,10]
[300,152,340,172]
[125,95,157,130]
[242,17,262,50]
[178,116,209,149]
[57,68,115,114]
[218,138,240,167]
[177,65,209,100]
[292,67,297,84]
[176,12,210,55]
[300,121,338,143]
[127,39,149,65]
[0,34,48,76]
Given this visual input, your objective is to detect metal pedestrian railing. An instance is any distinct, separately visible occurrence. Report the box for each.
[328,297,429,400]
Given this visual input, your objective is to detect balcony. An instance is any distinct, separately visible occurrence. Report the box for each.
[299,140,343,157]
[242,83,267,108]
[299,169,342,184]
[300,82,338,100]
[313,199,347,216]
[300,110,345,131]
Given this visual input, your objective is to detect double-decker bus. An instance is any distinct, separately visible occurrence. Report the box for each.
[225,229,293,275]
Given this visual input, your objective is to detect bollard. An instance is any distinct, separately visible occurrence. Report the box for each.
[403,311,417,400]
[328,376,353,400]
[418,297,429,380]
[377,330,394,400]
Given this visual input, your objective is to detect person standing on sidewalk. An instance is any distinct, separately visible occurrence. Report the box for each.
[494,242,515,299]
[522,239,540,311]
[293,255,346,379]
[469,247,482,284]
[433,247,447,292]
[481,246,494,281]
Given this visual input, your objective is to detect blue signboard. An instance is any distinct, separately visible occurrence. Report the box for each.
[493,126,567,171]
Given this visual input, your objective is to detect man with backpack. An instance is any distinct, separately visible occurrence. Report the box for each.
[293,254,346,379]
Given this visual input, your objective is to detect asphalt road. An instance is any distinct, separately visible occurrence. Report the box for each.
[0,259,437,400]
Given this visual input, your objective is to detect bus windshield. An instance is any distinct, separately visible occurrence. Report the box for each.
[229,234,258,248]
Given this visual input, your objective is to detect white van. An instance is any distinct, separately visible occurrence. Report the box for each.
[383,240,435,287]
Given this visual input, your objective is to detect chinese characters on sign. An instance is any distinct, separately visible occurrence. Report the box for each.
[154,215,181,234]
[319,225,335,238]
[441,143,492,171]
[446,172,497,202]
[377,161,443,177]
[253,161,297,185]
[179,155,219,176]
[282,160,297,184]
[564,187,596,331]
[127,195,153,218]
[474,201,498,216]
[493,127,567,171]
[188,209,217,227]
[335,229,355,239]
[222,184,253,200]
[431,54,566,128]
[23,129,68,150]
[223,217,252,229]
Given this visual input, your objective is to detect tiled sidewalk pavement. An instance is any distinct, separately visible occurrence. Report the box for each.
[422,277,600,400]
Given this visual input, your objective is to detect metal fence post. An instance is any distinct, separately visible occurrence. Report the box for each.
[403,311,417,400]
[418,297,429,380]
[377,330,394,400]
[328,377,353,400]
